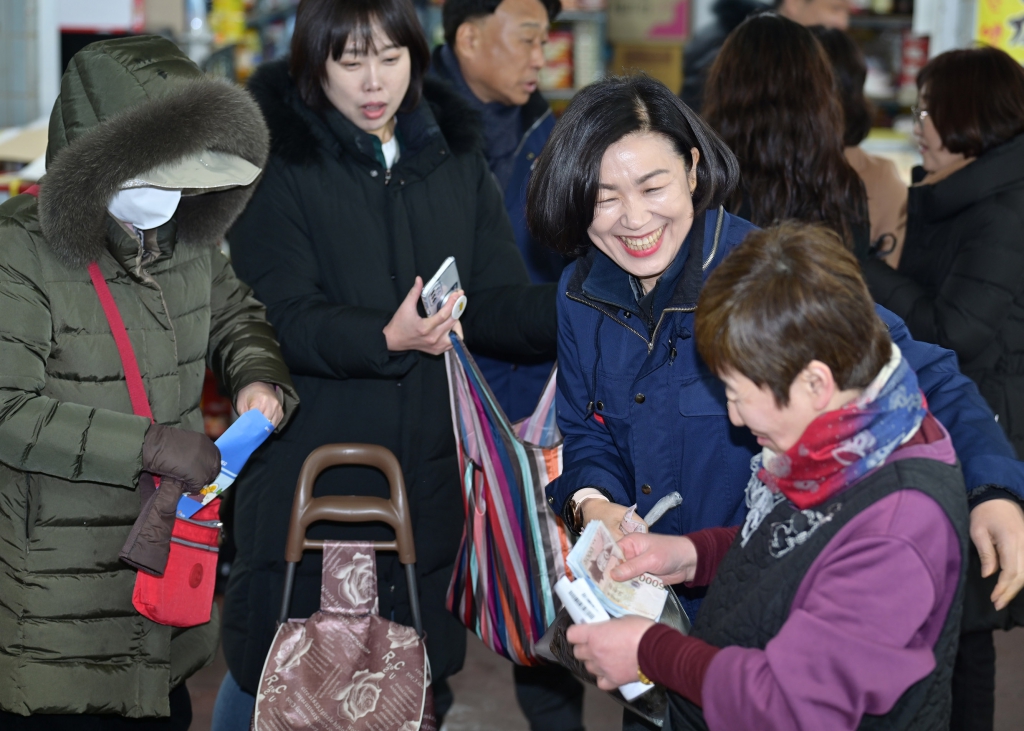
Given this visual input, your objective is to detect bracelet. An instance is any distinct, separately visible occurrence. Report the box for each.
[637,667,653,685]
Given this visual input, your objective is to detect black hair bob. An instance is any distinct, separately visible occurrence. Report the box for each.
[289,0,431,114]
[527,74,739,257]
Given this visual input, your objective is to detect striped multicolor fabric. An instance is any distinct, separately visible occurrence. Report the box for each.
[445,336,571,664]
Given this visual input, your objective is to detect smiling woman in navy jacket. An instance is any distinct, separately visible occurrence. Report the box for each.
[527,75,1024,627]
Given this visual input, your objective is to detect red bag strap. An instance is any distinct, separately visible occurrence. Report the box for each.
[24,184,154,422]
[87,262,155,421]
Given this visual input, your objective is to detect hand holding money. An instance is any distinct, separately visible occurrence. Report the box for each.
[613,532,699,586]
[555,577,656,700]
[567,521,668,621]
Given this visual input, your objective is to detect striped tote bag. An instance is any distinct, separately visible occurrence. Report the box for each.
[444,335,571,664]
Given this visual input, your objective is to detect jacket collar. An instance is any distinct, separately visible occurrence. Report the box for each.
[567,209,711,316]
[105,216,177,278]
[303,89,446,181]
[521,87,551,134]
[912,132,1024,223]
[249,59,484,181]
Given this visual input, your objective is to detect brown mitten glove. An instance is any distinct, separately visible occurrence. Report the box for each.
[120,473,185,576]
[120,426,220,575]
[142,423,221,495]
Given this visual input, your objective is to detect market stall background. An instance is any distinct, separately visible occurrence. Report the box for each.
[2,2,1024,730]
[5,0,1008,194]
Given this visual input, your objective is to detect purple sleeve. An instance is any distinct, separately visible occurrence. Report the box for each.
[701,490,961,731]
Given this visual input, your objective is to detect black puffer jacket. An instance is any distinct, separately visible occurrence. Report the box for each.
[863,133,1024,455]
[221,60,557,692]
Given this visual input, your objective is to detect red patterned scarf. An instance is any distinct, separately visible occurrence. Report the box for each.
[758,346,927,510]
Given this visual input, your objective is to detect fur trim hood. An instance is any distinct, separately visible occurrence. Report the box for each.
[38,36,269,268]
[248,59,483,168]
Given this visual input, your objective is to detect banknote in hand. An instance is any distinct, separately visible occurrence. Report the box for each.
[567,521,668,621]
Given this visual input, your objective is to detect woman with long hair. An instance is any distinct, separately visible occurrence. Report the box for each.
[702,13,871,256]
[213,0,557,726]
[862,47,1024,731]
[812,25,907,264]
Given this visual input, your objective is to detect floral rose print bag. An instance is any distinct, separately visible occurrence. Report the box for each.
[253,542,436,730]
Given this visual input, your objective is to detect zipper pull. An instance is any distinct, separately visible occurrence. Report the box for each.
[384,168,392,186]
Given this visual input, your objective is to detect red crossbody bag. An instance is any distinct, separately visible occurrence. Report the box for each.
[26,185,220,627]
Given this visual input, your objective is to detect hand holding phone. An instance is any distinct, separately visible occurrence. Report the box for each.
[421,257,468,319]
[384,275,464,355]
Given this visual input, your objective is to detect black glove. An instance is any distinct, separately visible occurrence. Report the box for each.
[142,423,221,496]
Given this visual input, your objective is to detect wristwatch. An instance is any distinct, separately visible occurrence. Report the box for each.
[565,488,610,534]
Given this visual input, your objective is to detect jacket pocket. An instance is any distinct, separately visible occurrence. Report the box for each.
[593,372,635,419]
[678,376,728,417]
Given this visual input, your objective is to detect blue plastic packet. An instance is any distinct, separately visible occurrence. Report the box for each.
[176,409,275,519]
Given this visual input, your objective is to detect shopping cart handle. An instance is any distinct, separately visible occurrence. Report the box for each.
[284,444,416,565]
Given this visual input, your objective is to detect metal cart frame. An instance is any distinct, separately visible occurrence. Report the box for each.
[277,443,424,637]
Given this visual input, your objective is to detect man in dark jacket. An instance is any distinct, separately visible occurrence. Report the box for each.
[681,0,848,111]
[432,0,569,423]
[430,2,584,730]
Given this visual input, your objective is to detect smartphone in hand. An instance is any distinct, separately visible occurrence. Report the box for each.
[421,256,467,319]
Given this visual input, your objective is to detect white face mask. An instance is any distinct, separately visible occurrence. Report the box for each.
[107,186,182,231]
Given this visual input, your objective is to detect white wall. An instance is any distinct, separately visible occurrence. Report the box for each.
[913,0,977,57]
[36,0,59,123]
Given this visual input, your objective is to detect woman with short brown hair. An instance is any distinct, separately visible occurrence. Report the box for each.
[861,46,1024,731]
[567,223,968,730]
[862,45,1024,457]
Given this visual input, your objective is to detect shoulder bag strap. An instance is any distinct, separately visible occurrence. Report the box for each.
[86,262,154,421]
[24,184,154,422]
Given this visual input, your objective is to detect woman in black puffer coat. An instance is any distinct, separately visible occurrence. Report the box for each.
[217,0,556,725]
[861,46,1024,731]
[863,47,1024,456]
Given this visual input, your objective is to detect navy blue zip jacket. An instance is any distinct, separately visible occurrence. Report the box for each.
[548,207,1024,604]
[431,46,565,421]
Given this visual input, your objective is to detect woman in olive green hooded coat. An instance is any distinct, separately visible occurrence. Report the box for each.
[0,37,298,725]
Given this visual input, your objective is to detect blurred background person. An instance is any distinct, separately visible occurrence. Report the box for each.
[431,1,583,727]
[862,47,1024,731]
[702,13,871,256]
[813,25,907,264]
[0,36,295,728]
[681,0,849,112]
[214,0,558,728]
